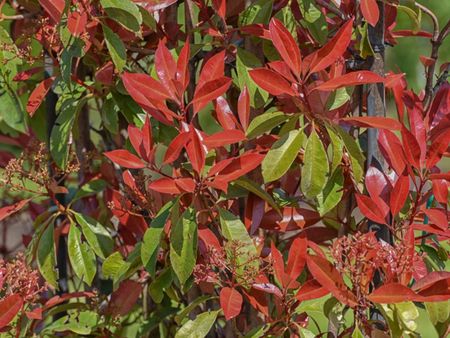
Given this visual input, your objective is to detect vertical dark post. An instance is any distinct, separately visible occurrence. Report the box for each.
[366,0,390,325]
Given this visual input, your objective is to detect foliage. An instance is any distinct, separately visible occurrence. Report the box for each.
[0,0,449,337]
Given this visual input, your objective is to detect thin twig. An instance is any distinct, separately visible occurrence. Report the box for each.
[315,0,347,21]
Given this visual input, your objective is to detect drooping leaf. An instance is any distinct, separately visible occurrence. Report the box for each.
[368,283,420,304]
[100,0,142,32]
[0,199,31,222]
[170,208,197,285]
[220,287,243,320]
[37,223,58,288]
[68,223,97,286]
[360,0,380,27]
[262,129,304,183]
[103,25,127,72]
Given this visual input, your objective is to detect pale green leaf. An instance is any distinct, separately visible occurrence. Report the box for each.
[37,223,58,288]
[103,25,126,72]
[68,223,96,286]
[246,111,289,139]
[175,310,219,338]
[100,0,142,32]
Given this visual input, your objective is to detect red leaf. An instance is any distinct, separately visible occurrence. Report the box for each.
[128,125,143,156]
[39,0,65,23]
[148,178,181,194]
[0,294,23,329]
[26,77,55,117]
[13,67,44,82]
[203,130,246,149]
[341,117,402,130]
[104,150,145,169]
[271,242,286,288]
[413,272,450,292]
[361,0,380,27]
[355,194,387,224]
[212,0,226,20]
[25,307,42,320]
[423,208,448,230]
[401,126,421,169]
[238,86,250,131]
[296,279,329,302]
[155,40,177,98]
[68,11,88,37]
[269,18,302,75]
[176,41,190,92]
[427,130,450,168]
[185,128,207,174]
[199,51,225,86]
[122,72,173,124]
[390,174,409,216]
[192,77,232,114]
[286,235,307,281]
[307,255,357,307]
[44,292,94,309]
[368,283,420,304]
[309,18,354,74]
[220,287,243,320]
[108,280,142,316]
[313,71,384,91]
[215,97,238,130]
[0,199,31,222]
[141,115,153,161]
[175,178,196,193]
[251,283,283,298]
[378,129,406,175]
[164,132,190,164]
[249,69,296,96]
[432,179,449,205]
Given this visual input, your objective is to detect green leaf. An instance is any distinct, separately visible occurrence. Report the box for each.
[68,223,96,286]
[142,201,173,276]
[233,177,280,214]
[149,268,173,304]
[0,90,25,133]
[239,0,273,26]
[111,90,145,126]
[301,129,329,199]
[351,326,364,338]
[395,302,419,332]
[175,295,216,325]
[175,310,219,338]
[170,208,197,286]
[101,96,119,134]
[317,167,344,216]
[72,179,107,203]
[246,111,289,139]
[50,96,89,169]
[334,126,365,183]
[262,129,304,183]
[425,301,450,325]
[37,222,58,288]
[102,251,129,282]
[100,0,142,32]
[103,25,127,72]
[326,126,344,172]
[236,48,268,108]
[73,212,113,259]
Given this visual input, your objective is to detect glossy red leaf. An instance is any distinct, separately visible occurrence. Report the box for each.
[296,279,329,302]
[26,77,55,117]
[422,208,448,230]
[309,18,354,74]
[432,179,449,205]
[361,0,380,27]
[176,41,190,92]
[155,40,177,97]
[0,294,23,329]
[149,178,182,194]
[199,50,226,86]
[286,235,307,281]
[212,0,226,19]
[215,97,239,130]
[271,242,287,288]
[401,126,422,169]
[104,150,146,169]
[341,116,402,130]
[44,292,94,309]
[249,69,296,96]
[108,280,142,316]
[0,199,31,222]
[164,132,190,164]
[269,18,302,75]
[307,255,357,307]
[185,128,208,174]
[426,130,450,168]
[390,174,409,215]
[355,194,387,224]
[313,71,384,91]
[220,287,242,320]
[413,272,450,292]
[251,283,283,298]
[68,11,88,37]
[141,115,153,161]
[128,125,143,156]
[238,86,250,131]
[368,283,419,304]
[39,0,65,23]
[192,77,232,114]
[203,130,245,149]
[378,129,406,175]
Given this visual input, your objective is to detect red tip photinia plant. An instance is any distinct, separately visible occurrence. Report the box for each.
[0,0,448,336]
